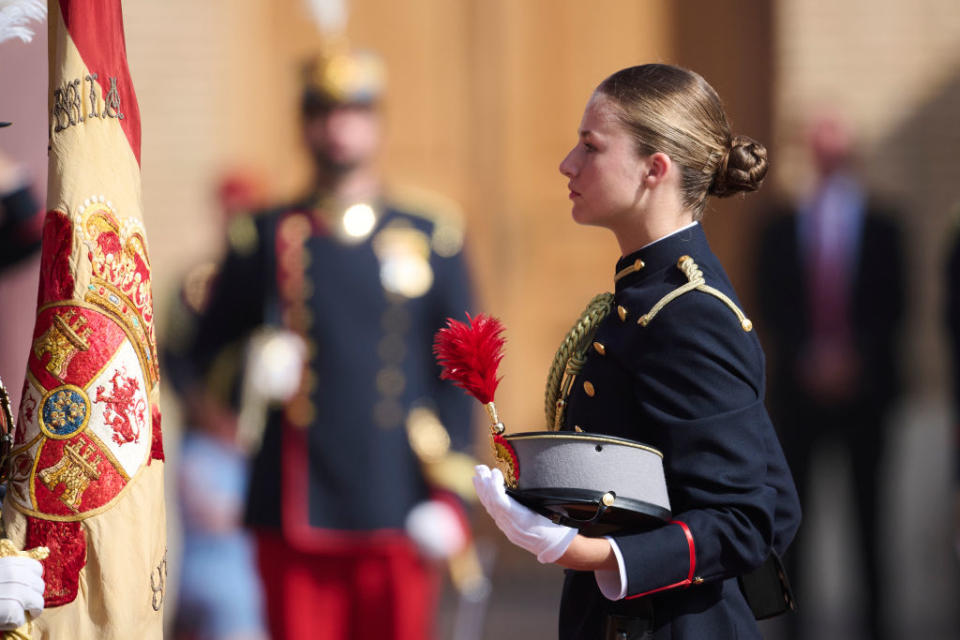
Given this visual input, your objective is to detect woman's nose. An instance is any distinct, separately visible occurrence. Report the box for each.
[559,149,576,177]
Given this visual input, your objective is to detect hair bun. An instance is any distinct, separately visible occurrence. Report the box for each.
[709,135,768,197]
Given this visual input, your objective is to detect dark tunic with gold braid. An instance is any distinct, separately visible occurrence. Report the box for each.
[554,223,801,640]
[192,192,474,543]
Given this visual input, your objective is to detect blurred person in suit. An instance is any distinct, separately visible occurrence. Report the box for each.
[945,206,960,562]
[191,49,477,640]
[756,110,905,640]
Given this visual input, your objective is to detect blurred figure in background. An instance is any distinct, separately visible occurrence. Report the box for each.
[0,141,43,399]
[0,144,42,275]
[756,110,906,640]
[945,203,960,563]
[165,171,269,640]
[191,48,477,640]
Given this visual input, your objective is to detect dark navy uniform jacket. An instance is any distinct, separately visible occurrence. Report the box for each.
[192,195,474,547]
[558,224,801,639]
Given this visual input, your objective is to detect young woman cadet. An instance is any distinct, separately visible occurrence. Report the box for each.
[473,64,802,639]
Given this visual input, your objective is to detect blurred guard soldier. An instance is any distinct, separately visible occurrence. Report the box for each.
[192,49,476,640]
[756,111,905,640]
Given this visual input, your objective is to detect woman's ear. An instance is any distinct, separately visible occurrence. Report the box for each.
[644,152,672,185]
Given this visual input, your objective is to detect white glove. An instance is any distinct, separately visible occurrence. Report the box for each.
[405,499,468,560]
[0,557,44,630]
[472,465,578,564]
[246,329,306,402]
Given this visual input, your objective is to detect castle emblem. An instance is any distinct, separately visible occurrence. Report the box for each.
[38,442,102,512]
[32,310,93,380]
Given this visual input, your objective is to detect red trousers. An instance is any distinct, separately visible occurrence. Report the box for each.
[255,530,439,640]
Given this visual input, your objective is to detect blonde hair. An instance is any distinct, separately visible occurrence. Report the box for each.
[597,64,768,219]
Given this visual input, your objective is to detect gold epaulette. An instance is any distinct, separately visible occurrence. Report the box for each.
[638,256,753,332]
[386,184,465,257]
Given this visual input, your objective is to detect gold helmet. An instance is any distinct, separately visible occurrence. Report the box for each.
[301,48,386,113]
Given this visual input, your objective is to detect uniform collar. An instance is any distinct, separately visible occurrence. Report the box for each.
[613,222,706,292]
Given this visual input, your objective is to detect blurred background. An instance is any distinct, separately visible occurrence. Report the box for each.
[2,0,960,638]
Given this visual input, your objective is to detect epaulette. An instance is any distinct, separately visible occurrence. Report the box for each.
[226,212,258,257]
[638,256,753,332]
[385,184,465,257]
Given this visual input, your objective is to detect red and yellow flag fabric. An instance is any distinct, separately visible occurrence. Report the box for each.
[1,0,166,636]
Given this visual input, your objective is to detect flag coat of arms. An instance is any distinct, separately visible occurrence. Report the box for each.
[1,0,166,637]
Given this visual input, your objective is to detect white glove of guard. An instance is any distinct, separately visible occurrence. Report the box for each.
[405,499,468,560]
[0,556,44,630]
[246,329,306,402]
[472,464,578,564]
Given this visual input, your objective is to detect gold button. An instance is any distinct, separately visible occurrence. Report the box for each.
[376,367,406,397]
[741,318,753,332]
[593,341,606,355]
[378,335,407,363]
[601,492,616,506]
[373,399,404,429]
[574,425,584,432]
[617,305,628,322]
[692,576,704,585]
[583,381,595,397]
[633,259,645,271]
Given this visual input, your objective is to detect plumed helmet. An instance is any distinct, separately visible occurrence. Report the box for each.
[301,48,385,114]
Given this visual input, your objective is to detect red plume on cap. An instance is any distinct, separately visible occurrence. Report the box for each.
[433,313,505,405]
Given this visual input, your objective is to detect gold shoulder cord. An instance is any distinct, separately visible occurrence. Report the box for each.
[638,256,753,331]
[544,292,614,430]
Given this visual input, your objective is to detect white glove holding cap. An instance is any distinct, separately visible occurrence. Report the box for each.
[472,464,578,564]
[0,556,44,630]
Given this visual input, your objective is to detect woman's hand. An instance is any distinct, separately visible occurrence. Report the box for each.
[473,465,578,563]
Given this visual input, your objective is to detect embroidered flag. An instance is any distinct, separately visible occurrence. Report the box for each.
[1,0,166,636]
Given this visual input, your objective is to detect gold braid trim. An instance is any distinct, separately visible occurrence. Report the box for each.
[638,256,753,331]
[544,292,614,430]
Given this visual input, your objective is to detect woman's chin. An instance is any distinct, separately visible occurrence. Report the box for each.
[571,207,607,229]
[571,205,593,226]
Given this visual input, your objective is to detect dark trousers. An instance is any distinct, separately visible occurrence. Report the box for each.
[778,400,888,640]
